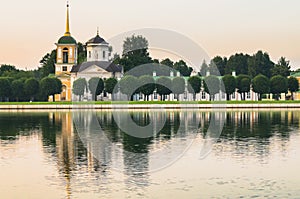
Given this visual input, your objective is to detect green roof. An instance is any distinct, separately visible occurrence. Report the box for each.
[58,36,77,44]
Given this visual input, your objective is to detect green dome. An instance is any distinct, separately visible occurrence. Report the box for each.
[58,36,77,44]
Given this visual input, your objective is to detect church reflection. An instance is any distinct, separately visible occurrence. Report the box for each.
[0,109,300,198]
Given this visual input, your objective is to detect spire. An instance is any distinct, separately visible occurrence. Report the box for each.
[64,1,71,36]
[97,27,99,36]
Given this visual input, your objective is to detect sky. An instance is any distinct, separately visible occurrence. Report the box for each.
[0,0,300,70]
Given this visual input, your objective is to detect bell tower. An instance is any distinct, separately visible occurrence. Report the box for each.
[54,2,77,101]
[55,2,77,76]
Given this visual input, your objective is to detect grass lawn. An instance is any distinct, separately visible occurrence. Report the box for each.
[0,100,300,105]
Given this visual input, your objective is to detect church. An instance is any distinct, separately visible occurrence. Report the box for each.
[53,3,123,102]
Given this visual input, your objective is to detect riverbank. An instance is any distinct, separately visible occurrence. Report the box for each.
[1,101,300,109]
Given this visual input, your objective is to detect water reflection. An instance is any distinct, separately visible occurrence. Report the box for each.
[0,110,300,198]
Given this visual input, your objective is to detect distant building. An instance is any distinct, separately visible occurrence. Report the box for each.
[54,3,122,102]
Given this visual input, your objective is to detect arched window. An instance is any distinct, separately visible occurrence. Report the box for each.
[63,47,69,63]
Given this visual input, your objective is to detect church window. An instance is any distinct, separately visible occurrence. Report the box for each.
[103,51,106,59]
[63,48,69,63]
[62,66,68,71]
[89,51,91,58]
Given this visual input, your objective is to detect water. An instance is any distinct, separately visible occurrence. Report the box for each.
[0,110,300,198]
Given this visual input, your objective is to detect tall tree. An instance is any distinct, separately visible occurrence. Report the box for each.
[270,75,288,100]
[288,76,299,100]
[236,74,251,100]
[73,78,87,101]
[187,76,201,100]
[225,53,249,75]
[174,60,193,77]
[271,57,291,77]
[248,51,274,78]
[172,77,185,100]
[210,56,227,76]
[252,74,270,100]
[38,50,56,78]
[77,42,87,64]
[88,77,104,101]
[116,35,152,72]
[24,78,39,101]
[222,74,236,101]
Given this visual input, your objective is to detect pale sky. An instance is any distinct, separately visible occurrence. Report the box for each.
[0,0,300,70]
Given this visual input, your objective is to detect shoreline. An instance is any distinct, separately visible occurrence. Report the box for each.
[1,103,300,110]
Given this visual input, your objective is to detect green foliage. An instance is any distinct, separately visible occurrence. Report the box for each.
[173,60,193,76]
[88,77,104,101]
[236,74,251,100]
[24,78,39,101]
[172,77,185,97]
[270,75,288,100]
[222,75,236,100]
[139,75,155,100]
[119,75,138,100]
[204,75,220,100]
[187,76,201,100]
[156,77,172,100]
[40,77,62,102]
[11,80,24,101]
[288,76,299,100]
[225,53,249,75]
[271,57,291,77]
[210,56,227,76]
[72,78,87,101]
[160,58,174,68]
[105,77,118,94]
[248,51,274,78]
[77,42,87,64]
[0,77,12,101]
[38,50,56,78]
[116,35,152,72]
[252,74,270,100]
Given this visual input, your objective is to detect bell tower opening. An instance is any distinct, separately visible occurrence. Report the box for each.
[63,47,69,63]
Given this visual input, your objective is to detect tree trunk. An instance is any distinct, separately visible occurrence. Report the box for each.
[226,93,230,101]
[52,95,55,102]
[292,92,294,100]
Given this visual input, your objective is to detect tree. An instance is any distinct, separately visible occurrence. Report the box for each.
[187,76,201,100]
[11,80,24,101]
[200,60,209,76]
[105,77,118,99]
[24,78,39,101]
[236,74,251,100]
[88,77,104,101]
[248,51,274,78]
[288,76,299,100]
[210,56,227,76]
[271,57,291,77]
[77,42,87,64]
[0,77,12,101]
[173,60,193,76]
[222,75,236,101]
[156,77,172,101]
[252,74,270,100]
[204,75,220,101]
[139,75,155,101]
[172,77,185,100]
[270,75,288,100]
[73,78,87,101]
[160,58,174,68]
[40,77,62,102]
[225,53,249,75]
[116,35,152,72]
[119,75,139,100]
[0,64,18,76]
[38,50,56,78]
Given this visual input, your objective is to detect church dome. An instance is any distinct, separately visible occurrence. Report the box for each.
[86,34,108,45]
[58,35,77,44]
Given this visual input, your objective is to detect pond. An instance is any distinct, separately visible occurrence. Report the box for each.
[0,109,300,198]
